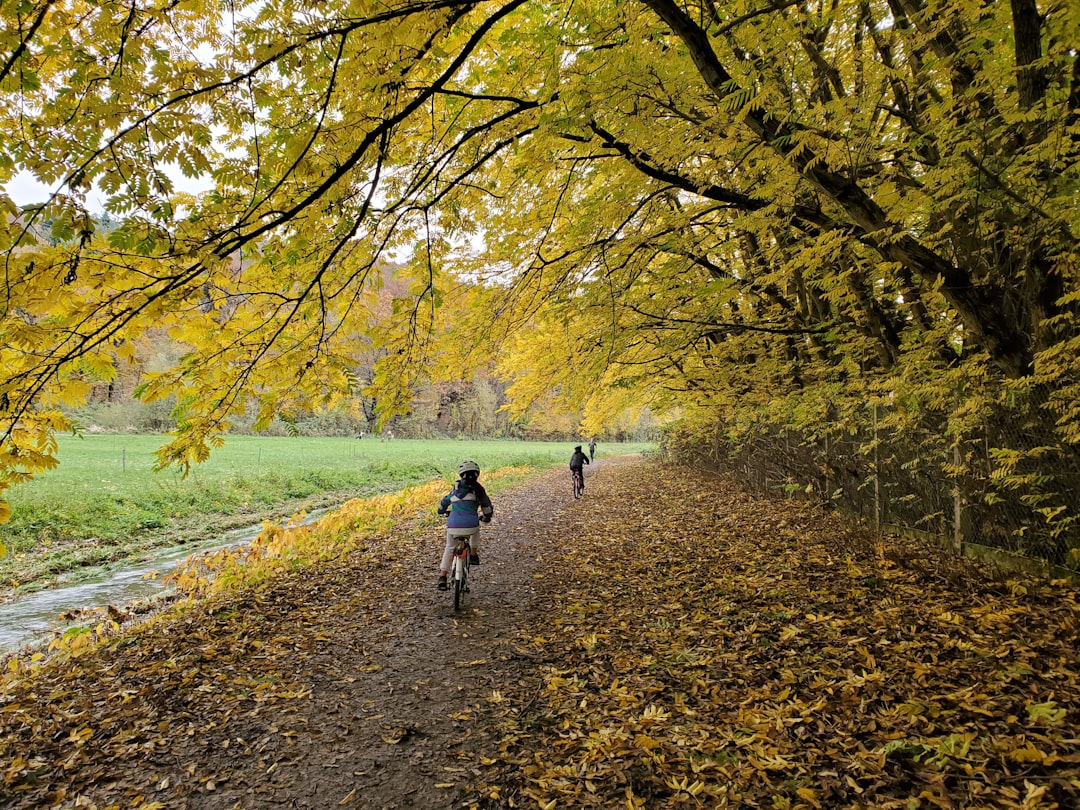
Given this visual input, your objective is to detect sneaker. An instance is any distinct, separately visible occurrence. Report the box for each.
[470,552,480,566]
[437,575,448,591]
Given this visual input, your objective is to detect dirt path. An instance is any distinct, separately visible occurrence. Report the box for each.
[1,457,625,809]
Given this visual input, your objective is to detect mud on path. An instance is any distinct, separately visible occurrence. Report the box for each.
[1,457,627,809]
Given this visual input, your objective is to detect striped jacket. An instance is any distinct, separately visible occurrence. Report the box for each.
[439,478,493,529]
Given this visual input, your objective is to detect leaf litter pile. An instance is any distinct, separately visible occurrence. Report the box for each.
[2,458,1078,808]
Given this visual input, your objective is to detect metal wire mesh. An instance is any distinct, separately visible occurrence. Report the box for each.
[674,395,1080,574]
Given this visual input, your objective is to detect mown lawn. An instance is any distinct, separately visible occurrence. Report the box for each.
[1,435,651,590]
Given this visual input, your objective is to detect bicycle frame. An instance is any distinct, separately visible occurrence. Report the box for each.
[571,468,584,498]
[450,537,471,611]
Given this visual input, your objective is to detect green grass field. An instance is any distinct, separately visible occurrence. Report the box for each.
[1,435,652,589]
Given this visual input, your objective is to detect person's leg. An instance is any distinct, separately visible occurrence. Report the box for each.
[468,526,480,564]
[441,529,459,573]
[438,529,458,589]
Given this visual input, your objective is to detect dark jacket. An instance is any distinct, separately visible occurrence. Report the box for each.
[569,450,589,471]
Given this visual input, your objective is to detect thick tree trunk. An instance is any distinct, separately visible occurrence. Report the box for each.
[1011,0,1045,109]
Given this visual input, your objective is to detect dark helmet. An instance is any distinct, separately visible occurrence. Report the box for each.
[574,445,582,451]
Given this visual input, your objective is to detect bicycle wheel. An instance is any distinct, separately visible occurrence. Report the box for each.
[572,472,583,499]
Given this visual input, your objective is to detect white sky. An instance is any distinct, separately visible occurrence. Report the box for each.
[4,170,73,207]
[5,167,214,212]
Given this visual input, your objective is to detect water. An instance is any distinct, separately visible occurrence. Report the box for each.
[0,512,326,655]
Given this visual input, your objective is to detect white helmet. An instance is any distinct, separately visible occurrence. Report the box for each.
[458,460,480,477]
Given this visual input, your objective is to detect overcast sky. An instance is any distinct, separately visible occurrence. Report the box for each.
[5,171,67,207]
[5,167,213,212]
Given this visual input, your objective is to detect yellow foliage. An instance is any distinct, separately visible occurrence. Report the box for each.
[164,470,537,598]
[1,0,1079,553]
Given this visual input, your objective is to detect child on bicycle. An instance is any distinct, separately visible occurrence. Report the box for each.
[435,460,493,590]
[569,445,590,491]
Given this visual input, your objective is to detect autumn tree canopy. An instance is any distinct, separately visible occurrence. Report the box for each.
[2,0,1078,526]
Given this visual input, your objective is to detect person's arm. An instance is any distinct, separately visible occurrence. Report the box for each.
[438,492,451,515]
[476,484,493,522]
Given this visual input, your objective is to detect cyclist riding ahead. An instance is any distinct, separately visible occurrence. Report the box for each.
[570,445,590,496]
[436,460,493,591]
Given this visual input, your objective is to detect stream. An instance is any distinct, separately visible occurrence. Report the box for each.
[0,511,327,655]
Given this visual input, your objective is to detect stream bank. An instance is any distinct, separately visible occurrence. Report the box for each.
[0,486,390,601]
[0,508,340,655]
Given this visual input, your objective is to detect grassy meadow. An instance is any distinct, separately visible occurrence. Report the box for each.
[1,435,652,590]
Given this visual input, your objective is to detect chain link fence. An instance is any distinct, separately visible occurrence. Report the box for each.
[671,394,1080,577]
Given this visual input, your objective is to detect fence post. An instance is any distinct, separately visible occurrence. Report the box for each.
[953,443,964,555]
[873,403,881,531]
[824,433,831,501]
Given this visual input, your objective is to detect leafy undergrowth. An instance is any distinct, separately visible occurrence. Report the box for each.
[483,464,1080,809]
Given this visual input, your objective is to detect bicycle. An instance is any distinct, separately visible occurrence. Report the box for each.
[571,468,584,499]
[449,536,472,611]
